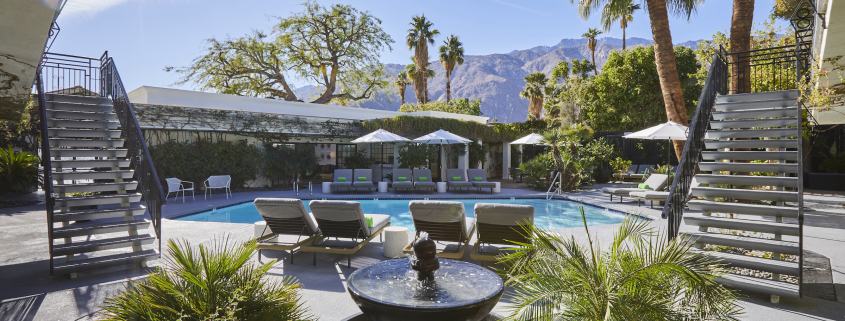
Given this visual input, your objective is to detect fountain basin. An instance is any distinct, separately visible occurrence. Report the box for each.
[347,258,504,321]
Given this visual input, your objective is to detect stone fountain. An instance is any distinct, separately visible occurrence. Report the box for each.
[346,232,504,321]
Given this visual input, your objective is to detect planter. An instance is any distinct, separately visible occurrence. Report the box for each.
[808,172,845,192]
[593,168,612,184]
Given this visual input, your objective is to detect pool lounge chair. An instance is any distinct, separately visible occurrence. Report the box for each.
[613,164,638,180]
[331,169,353,192]
[467,169,496,193]
[352,169,374,192]
[630,177,700,208]
[392,168,414,191]
[446,169,473,192]
[601,174,669,202]
[300,200,390,268]
[413,169,436,193]
[470,203,534,263]
[629,165,655,180]
[253,198,320,264]
[402,201,476,259]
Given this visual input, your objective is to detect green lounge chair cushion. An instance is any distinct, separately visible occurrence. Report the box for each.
[365,216,373,227]
[473,177,482,181]
[398,177,407,181]
[338,177,346,182]
[358,177,366,181]
[452,176,461,181]
[638,183,650,189]
[418,177,428,181]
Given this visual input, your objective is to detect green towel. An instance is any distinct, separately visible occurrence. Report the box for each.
[365,216,373,228]
[358,177,366,181]
[337,177,346,182]
[638,183,650,189]
[398,177,407,181]
[452,176,461,181]
[418,177,428,181]
[474,177,482,181]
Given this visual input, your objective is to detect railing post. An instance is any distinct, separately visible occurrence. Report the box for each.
[35,69,55,275]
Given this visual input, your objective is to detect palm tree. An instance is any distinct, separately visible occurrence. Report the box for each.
[520,72,549,120]
[582,28,603,75]
[438,34,465,103]
[394,71,411,105]
[407,15,439,103]
[730,0,755,94]
[598,0,640,50]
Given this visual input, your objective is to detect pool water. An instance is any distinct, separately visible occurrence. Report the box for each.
[177,199,630,231]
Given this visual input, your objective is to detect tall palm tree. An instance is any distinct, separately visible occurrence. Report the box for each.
[730,0,755,94]
[582,28,603,75]
[407,15,439,103]
[599,0,641,50]
[405,61,435,104]
[394,71,411,105]
[438,34,465,103]
[570,0,702,159]
[520,72,549,120]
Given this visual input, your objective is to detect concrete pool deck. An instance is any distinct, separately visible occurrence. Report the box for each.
[2,185,845,320]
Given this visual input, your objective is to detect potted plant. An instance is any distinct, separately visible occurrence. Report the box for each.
[809,143,845,191]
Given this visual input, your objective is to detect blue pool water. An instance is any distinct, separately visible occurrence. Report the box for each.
[177,199,631,231]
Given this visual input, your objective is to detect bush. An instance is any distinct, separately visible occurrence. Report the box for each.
[397,144,438,169]
[610,157,632,177]
[149,140,262,189]
[0,146,42,196]
[343,147,373,169]
[262,143,319,187]
[398,98,483,116]
[101,237,313,320]
[520,153,554,190]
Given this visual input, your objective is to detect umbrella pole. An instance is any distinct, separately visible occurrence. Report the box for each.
[667,139,671,168]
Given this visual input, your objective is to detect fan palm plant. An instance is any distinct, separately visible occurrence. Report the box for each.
[598,0,640,50]
[582,28,603,75]
[541,124,592,190]
[501,208,743,320]
[407,15,439,103]
[520,72,550,120]
[0,146,42,195]
[394,71,412,105]
[438,34,465,103]
[405,61,436,89]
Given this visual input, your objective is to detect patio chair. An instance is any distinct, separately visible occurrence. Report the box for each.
[446,169,473,192]
[300,200,390,268]
[613,164,639,180]
[352,169,374,192]
[601,174,669,202]
[204,175,231,199]
[467,169,496,193]
[331,169,353,192]
[629,164,656,180]
[392,168,414,191]
[413,169,436,193]
[630,178,701,208]
[253,198,320,264]
[402,201,476,259]
[470,203,534,263]
[165,177,194,203]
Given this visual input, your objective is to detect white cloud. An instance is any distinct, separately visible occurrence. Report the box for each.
[488,0,553,17]
[59,0,136,19]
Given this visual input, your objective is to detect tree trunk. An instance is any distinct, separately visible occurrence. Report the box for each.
[446,70,452,103]
[414,38,429,103]
[730,0,755,94]
[622,19,627,51]
[400,85,406,105]
[592,48,598,75]
[646,0,689,160]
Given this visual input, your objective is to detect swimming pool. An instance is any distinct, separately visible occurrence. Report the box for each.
[176,198,632,231]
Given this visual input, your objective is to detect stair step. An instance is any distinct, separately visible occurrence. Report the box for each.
[46,94,111,105]
[702,151,797,161]
[714,99,797,112]
[55,193,142,207]
[53,249,159,275]
[52,170,135,181]
[688,200,798,218]
[45,110,117,121]
[48,139,125,148]
[713,108,797,121]
[46,101,113,113]
[698,162,797,174]
[50,149,128,158]
[53,205,147,222]
[709,118,799,129]
[693,249,799,276]
[690,187,799,202]
[52,159,130,169]
[49,129,121,139]
[52,234,155,257]
[53,219,150,238]
[707,128,797,139]
[46,119,119,129]
[716,274,800,298]
[704,139,796,150]
[54,181,138,194]
[681,232,800,255]
[715,90,800,103]
[695,174,797,187]
[684,215,799,235]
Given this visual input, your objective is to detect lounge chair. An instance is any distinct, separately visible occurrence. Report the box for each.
[392,168,414,191]
[352,169,374,192]
[204,175,231,199]
[467,169,496,193]
[402,201,476,259]
[613,164,638,180]
[166,177,194,203]
[470,203,534,263]
[300,200,390,268]
[630,178,700,208]
[601,174,669,202]
[331,169,353,192]
[446,169,473,192]
[629,165,655,180]
[413,168,436,193]
[253,198,320,264]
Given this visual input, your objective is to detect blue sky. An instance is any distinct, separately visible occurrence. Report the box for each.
[51,0,785,91]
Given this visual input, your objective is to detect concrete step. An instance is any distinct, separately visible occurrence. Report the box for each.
[53,181,138,194]
[698,162,797,174]
[53,219,150,238]
[52,170,135,181]
[51,159,130,169]
[53,205,147,222]
[48,139,125,148]
[702,151,796,161]
[715,90,800,103]
[53,249,159,275]
[681,232,800,255]
[52,234,155,257]
[690,187,799,202]
[687,200,798,218]
[45,110,116,121]
[46,119,119,130]
[46,94,111,105]
[693,249,799,276]
[49,129,121,139]
[55,193,142,208]
[50,149,128,158]
[709,118,798,129]
[713,108,797,121]
[694,174,798,188]
[716,274,800,298]
[46,101,113,113]
[704,139,796,150]
[714,99,797,112]
[684,215,799,236]
[706,128,797,139]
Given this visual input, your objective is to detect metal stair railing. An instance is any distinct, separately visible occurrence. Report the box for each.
[35,69,56,275]
[546,171,560,200]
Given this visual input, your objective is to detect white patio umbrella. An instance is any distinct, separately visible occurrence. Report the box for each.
[413,129,472,180]
[351,129,410,181]
[623,121,691,167]
[509,133,546,145]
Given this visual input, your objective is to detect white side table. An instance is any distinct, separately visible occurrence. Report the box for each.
[322,182,332,194]
[383,226,409,258]
[378,181,388,193]
[493,182,501,193]
[436,182,447,193]
[254,221,272,238]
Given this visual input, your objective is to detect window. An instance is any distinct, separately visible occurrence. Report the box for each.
[369,143,394,165]
[336,144,356,169]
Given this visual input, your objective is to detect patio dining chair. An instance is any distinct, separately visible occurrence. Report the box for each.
[204,175,232,199]
[166,177,195,203]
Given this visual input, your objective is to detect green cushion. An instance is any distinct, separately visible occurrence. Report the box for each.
[474,177,483,181]
[398,177,407,181]
[358,177,366,181]
[638,183,650,189]
[418,177,428,181]
[365,216,373,228]
[337,177,346,182]
[452,176,461,181]
[641,170,647,174]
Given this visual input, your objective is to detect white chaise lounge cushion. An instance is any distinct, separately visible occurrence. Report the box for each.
[254,198,319,234]
[309,200,380,237]
[409,200,475,241]
[474,203,534,226]
[601,174,669,195]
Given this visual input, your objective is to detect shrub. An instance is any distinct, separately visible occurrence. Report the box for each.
[610,157,632,177]
[0,146,42,195]
[397,144,438,169]
[101,237,314,321]
[519,153,553,190]
[149,140,262,189]
[262,143,319,187]
[343,147,373,169]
